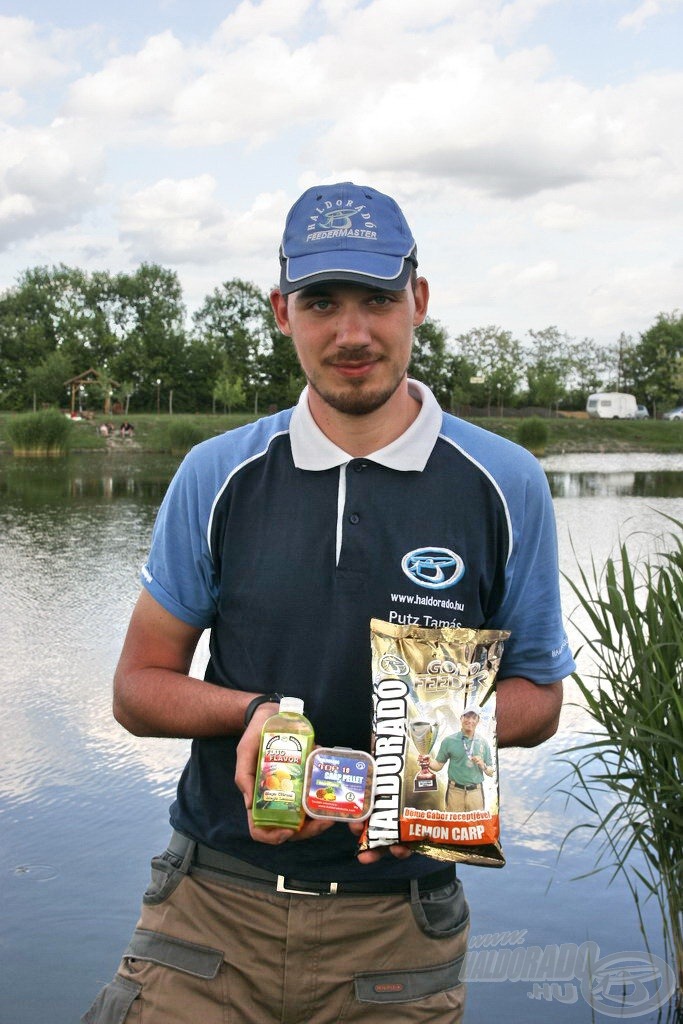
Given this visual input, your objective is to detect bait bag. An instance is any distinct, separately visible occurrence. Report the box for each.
[359,619,510,867]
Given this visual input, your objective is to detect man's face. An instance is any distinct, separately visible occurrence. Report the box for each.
[270,279,429,417]
[461,714,479,736]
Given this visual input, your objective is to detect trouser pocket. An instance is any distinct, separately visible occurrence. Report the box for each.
[82,928,225,1023]
[80,974,141,1023]
[354,955,466,1004]
[123,927,223,978]
[410,877,470,939]
[142,837,195,906]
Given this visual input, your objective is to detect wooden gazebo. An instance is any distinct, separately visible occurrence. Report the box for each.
[64,368,120,415]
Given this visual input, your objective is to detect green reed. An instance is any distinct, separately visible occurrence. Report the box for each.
[560,516,682,1008]
[7,409,72,456]
[159,417,214,456]
[516,416,549,455]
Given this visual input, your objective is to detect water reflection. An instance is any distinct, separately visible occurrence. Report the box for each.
[0,452,178,506]
[546,469,683,498]
[541,451,683,498]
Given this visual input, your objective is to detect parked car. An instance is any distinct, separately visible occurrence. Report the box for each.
[635,405,649,419]
[662,406,683,421]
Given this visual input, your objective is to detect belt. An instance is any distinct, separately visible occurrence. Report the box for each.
[448,781,482,791]
[167,831,455,897]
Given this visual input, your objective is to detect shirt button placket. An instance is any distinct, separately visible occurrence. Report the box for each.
[349,460,368,524]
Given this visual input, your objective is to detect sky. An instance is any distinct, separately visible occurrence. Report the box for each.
[1,0,682,347]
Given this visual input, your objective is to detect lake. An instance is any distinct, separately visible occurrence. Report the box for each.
[1,450,681,1023]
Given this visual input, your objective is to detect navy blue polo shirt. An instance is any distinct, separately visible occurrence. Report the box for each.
[141,380,574,880]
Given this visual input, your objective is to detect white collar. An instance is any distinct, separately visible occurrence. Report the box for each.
[289,379,442,472]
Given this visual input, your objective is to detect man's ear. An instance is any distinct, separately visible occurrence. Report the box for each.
[412,277,429,327]
[270,289,292,336]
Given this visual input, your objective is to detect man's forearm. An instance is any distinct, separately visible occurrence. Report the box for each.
[113,667,260,738]
[111,589,279,739]
[495,677,563,748]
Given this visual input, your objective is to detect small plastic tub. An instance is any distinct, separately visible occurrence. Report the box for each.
[303,747,376,822]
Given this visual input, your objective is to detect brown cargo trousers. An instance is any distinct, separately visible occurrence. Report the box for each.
[82,841,469,1023]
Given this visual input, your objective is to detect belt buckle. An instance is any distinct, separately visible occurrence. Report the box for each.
[276,875,339,896]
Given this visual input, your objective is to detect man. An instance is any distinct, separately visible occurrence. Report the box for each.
[83,182,575,1024]
[420,708,495,812]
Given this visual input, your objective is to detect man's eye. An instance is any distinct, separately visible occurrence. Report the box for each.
[311,299,332,310]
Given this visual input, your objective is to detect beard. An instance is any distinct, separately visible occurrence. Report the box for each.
[305,352,409,416]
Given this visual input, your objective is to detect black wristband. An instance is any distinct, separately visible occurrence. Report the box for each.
[243,692,283,728]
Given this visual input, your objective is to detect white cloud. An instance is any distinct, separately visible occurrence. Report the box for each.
[214,0,315,43]
[50,0,683,208]
[0,122,104,247]
[119,175,288,265]
[168,36,325,146]
[0,16,75,90]
[534,202,592,231]
[0,90,25,120]
[65,30,189,126]
[618,0,682,31]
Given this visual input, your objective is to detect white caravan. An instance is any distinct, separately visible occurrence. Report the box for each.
[586,392,638,419]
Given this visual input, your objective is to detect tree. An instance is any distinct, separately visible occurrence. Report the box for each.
[0,266,97,408]
[108,264,189,411]
[562,338,610,408]
[0,295,52,408]
[0,265,123,409]
[25,350,75,409]
[454,326,523,414]
[213,373,246,414]
[193,279,273,413]
[623,311,683,416]
[117,380,136,416]
[524,327,574,413]
[262,327,305,409]
[409,317,452,407]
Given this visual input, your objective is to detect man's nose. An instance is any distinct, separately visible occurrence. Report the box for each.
[335,306,371,346]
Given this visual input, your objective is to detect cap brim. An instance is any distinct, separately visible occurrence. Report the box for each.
[280,252,414,296]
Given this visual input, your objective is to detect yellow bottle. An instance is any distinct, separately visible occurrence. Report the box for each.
[252,697,314,830]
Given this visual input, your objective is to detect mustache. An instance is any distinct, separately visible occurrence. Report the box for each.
[325,347,379,365]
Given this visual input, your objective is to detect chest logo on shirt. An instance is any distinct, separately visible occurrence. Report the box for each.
[401,547,465,590]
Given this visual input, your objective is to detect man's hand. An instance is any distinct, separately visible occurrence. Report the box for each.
[234,707,334,845]
[347,820,413,864]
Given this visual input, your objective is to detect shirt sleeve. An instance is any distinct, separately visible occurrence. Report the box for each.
[140,450,219,629]
[488,456,575,684]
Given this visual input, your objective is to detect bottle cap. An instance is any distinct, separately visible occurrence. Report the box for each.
[279,696,304,715]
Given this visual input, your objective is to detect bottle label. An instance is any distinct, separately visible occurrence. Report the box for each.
[255,732,305,811]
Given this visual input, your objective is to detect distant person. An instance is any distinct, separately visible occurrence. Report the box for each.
[119,421,134,438]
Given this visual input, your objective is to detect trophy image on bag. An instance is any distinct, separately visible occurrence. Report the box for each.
[409,713,442,792]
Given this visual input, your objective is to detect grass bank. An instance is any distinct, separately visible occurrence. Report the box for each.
[0,410,681,455]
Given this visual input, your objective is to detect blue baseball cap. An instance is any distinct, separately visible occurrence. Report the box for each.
[279,181,417,295]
